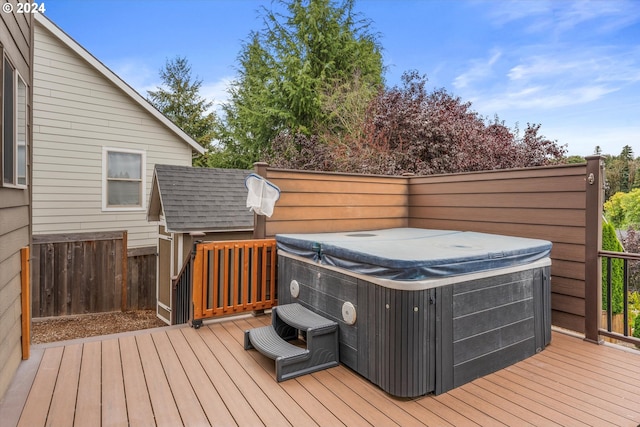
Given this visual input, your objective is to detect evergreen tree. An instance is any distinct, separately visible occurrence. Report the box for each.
[602,220,624,314]
[147,56,216,166]
[214,0,384,168]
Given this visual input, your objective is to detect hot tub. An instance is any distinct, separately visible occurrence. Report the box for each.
[275,228,552,397]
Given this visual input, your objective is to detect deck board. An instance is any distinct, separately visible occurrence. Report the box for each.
[74,341,101,427]
[214,320,319,426]
[461,382,556,427]
[151,331,211,426]
[489,370,609,426]
[444,387,533,427]
[165,328,237,427]
[47,343,82,427]
[3,316,640,427]
[101,338,128,427]
[16,345,63,427]
[198,325,292,426]
[136,333,183,427]
[119,335,155,427]
[181,326,262,426]
[508,362,635,426]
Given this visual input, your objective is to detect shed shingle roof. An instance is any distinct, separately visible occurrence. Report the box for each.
[149,165,254,233]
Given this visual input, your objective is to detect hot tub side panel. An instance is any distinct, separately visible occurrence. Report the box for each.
[360,283,436,397]
[278,254,551,397]
[278,255,437,397]
[278,255,359,368]
[436,266,552,394]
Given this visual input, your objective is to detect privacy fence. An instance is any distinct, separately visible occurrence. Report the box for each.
[31,231,156,317]
[255,157,604,340]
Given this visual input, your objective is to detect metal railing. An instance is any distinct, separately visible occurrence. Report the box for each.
[599,250,640,347]
[192,239,278,324]
[172,249,194,325]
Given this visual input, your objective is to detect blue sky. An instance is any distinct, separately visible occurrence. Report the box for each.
[44,0,640,156]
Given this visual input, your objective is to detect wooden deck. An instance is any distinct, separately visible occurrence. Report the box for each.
[2,314,640,427]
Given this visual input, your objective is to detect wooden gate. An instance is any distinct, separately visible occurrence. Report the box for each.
[191,239,277,324]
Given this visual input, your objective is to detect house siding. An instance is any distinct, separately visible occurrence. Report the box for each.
[0,2,32,400]
[32,22,194,249]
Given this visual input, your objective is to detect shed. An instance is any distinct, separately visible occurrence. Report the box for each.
[148,164,255,323]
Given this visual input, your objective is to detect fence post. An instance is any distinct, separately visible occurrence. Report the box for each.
[121,231,128,311]
[584,155,604,344]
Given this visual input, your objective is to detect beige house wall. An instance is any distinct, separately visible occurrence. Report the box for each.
[0,2,33,400]
[31,16,200,249]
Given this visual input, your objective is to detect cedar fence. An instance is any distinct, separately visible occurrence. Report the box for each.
[31,231,156,317]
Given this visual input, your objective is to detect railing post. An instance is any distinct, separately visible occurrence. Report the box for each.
[253,162,268,239]
[191,240,204,328]
[584,155,604,344]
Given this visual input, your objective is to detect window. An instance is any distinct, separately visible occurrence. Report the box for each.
[2,56,28,188]
[102,147,146,210]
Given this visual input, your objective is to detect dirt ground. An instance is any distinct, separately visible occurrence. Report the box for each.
[31,310,167,344]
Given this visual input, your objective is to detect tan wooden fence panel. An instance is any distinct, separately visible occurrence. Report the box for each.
[406,163,591,333]
[258,159,604,336]
[258,165,410,237]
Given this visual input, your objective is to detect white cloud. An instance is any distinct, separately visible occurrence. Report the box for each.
[111,59,159,98]
[477,85,617,112]
[200,77,234,114]
[458,44,639,114]
[483,0,640,34]
[507,57,579,82]
[453,49,502,89]
[544,125,640,156]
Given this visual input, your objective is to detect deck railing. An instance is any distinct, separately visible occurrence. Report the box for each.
[191,239,278,325]
[599,250,640,347]
[172,249,194,325]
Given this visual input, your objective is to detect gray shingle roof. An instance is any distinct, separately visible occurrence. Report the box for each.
[150,165,254,233]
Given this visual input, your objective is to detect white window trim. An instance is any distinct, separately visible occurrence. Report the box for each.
[101,146,147,212]
[2,55,28,190]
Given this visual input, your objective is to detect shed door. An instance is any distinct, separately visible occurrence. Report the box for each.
[157,231,172,324]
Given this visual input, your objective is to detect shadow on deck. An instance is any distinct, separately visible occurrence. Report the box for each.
[2,314,640,426]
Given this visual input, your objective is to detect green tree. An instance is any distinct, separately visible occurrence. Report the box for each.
[620,145,634,192]
[565,155,586,164]
[602,220,624,314]
[267,71,567,174]
[147,56,216,166]
[215,0,384,168]
[604,192,627,229]
[603,146,639,199]
[623,188,640,227]
[604,189,640,228]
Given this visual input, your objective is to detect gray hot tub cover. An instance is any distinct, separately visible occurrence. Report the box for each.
[275,228,552,280]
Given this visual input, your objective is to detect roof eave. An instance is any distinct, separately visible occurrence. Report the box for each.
[165,227,255,234]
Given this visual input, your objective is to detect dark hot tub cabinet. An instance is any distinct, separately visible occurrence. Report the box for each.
[275,228,552,397]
